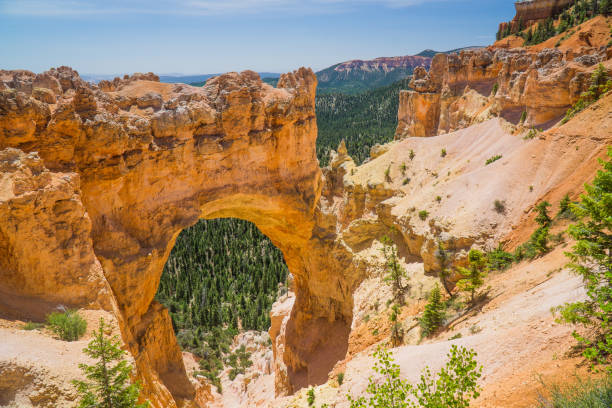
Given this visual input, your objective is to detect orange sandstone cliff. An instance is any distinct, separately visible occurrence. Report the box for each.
[0,67,363,407]
[395,45,611,138]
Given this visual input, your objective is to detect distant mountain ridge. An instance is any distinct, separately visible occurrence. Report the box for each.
[416,46,485,58]
[81,72,281,84]
[315,55,431,94]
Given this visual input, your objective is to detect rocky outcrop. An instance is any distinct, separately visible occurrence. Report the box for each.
[395,46,610,138]
[0,67,363,406]
[499,0,574,35]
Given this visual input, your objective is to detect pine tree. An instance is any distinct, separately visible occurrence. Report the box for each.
[457,249,487,304]
[556,148,612,371]
[73,318,148,408]
[381,236,410,306]
[435,241,453,296]
[420,284,447,337]
[389,304,404,347]
[535,201,552,227]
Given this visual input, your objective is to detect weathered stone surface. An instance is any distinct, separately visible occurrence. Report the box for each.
[0,66,362,406]
[395,47,610,138]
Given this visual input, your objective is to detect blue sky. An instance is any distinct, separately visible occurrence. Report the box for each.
[0,0,514,75]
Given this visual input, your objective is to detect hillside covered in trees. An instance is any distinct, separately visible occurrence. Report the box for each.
[316,77,410,165]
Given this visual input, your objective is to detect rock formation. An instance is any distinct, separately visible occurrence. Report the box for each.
[395,46,610,138]
[0,66,362,406]
[498,0,575,35]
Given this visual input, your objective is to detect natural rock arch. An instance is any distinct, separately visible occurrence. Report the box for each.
[0,67,361,407]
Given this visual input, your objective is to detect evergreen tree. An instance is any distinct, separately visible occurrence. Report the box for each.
[435,241,453,296]
[382,236,410,306]
[420,284,447,337]
[73,318,148,408]
[535,201,553,227]
[457,249,487,304]
[556,148,612,371]
[389,304,404,347]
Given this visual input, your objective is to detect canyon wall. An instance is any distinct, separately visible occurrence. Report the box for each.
[395,45,610,139]
[0,67,363,406]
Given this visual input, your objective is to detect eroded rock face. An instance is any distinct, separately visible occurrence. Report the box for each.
[0,67,362,406]
[395,47,609,138]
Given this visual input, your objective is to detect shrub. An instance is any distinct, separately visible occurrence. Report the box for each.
[73,318,148,408]
[348,345,482,408]
[492,83,498,96]
[385,165,391,182]
[524,127,541,140]
[555,148,612,371]
[307,387,315,406]
[400,162,407,175]
[441,148,447,158]
[494,199,506,214]
[520,110,527,123]
[537,375,612,408]
[403,177,411,185]
[418,210,429,220]
[486,244,514,271]
[436,196,442,203]
[23,321,43,331]
[47,309,87,341]
[337,372,345,386]
[409,149,416,160]
[485,154,502,165]
[420,284,447,337]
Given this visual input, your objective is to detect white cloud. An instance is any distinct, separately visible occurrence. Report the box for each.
[0,0,449,16]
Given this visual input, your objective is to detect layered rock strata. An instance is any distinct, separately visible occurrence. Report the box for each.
[395,46,610,138]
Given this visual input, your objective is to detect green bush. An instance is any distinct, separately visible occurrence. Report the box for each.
[520,110,527,123]
[492,83,498,96]
[537,375,612,408]
[403,177,411,185]
[485,154,502,165]
[46,309,87,341]
[441,148,447,158]
[22,321,44,331]
[409,149,416,160]
[307,387,315,406]
[338,372,345,386]
[494,199,506,214]
[418,210,429,221]
[348,345,482,408]
[486,244,514,271]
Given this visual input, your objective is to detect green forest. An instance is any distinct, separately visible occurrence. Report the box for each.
[316,77,410,166]
[156,218,288,345]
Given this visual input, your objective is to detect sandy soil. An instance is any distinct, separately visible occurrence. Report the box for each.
[0,309,120,408]
[277,244,589,408]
